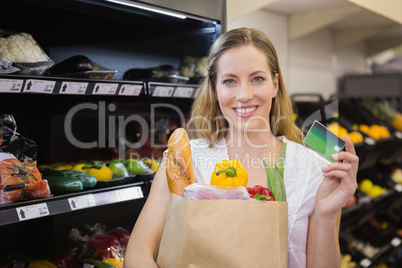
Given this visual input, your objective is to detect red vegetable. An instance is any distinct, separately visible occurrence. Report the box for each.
[51,252,78,268]
[87,233,122,260]
[246,185,275,201]
[109,227,131,252]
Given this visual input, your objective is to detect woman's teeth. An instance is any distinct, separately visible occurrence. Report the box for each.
[235,107,257,114]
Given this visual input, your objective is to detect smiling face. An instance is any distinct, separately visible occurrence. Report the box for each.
[215,45,279,135]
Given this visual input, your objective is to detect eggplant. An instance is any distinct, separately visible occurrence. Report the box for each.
[45,55,94,75]
[123,64,181,82]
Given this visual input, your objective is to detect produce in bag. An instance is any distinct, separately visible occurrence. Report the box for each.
[123,64,189,83]
[157,128,288,267]
[68,223,124,263]
[0,153,50,204]
[182,183,250,200]
[45,55,117,79]
[0,29,53,75]
[0,114,51,203]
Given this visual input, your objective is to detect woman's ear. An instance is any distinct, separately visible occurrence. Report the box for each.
[273,73,279,98]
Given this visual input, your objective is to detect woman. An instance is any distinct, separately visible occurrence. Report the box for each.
[124,27,358,268]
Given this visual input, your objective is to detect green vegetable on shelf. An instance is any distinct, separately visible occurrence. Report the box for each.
[108,161,129,178]
[41,169,97,188]
[127,160,150,175]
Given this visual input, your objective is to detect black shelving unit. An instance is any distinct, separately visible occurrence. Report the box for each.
[0,0,225,261]
[292,88,402,266]
[336,75,402,267]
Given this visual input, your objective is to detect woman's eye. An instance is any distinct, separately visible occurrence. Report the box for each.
[223,79,235,85]
[253,76,264,82]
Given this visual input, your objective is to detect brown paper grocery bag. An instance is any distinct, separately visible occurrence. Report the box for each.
[157,193,288,268]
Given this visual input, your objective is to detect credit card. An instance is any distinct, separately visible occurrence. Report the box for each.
[304,120,346,163]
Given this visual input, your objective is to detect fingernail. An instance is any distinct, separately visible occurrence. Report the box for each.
[332,154,339,160]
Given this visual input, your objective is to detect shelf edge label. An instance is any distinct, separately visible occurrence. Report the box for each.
[119,84,143,96]
[60,81,88,94]
[0,78,23,93]
[152,86,174,97]
[68,194,96,210]
[92,83,118,95]
[16,203,50,221]
[391,237,401,247]
[173,87,193,98]
[23,79,56,94]
[359,258,371,268]
[115,186,144,202]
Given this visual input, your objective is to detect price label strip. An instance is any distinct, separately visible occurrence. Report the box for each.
[152,86,174,97]
[173,87,193,98]
[16,203,50,221]
[0,78,24,93]
[119,84,143,96]
[23,79,56,94]
[391,237,401,247]
[59,81,88,94]
[194,87,201,97]
[115,186,144,202]
[364,137,376,145]
[395,184,402,192]
[92,83,118,95]
[359,258,371,268]
[68,194,96,210]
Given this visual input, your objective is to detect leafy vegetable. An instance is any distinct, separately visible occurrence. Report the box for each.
[261,142,287,201]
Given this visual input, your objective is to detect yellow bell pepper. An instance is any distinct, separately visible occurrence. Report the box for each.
[211,160,248,187]
[104,257,124,268]
[28,260,57,268]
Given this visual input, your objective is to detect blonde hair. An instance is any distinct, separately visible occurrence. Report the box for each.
[190,28,303,146]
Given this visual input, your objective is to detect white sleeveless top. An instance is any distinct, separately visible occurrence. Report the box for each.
[189,136,327,268]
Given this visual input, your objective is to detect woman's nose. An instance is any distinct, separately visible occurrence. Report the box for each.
[236,84,253,102]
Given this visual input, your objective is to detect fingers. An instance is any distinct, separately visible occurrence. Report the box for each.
[323,161,352,178]
[323,162,356,183]
[332,151,359,166]
[343,135,356,155]
[322,169,358,194]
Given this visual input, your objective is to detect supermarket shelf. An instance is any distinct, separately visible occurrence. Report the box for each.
[339,74,402,112]
[148,81,200,98]
[0,74,201,99]
[0,182,147,227]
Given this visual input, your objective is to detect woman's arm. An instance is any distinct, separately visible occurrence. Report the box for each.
[306,209,342,267]
[306,136,359,268]
[124,155,170,268]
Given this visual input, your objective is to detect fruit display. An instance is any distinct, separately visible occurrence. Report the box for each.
[358,179,387,198]
[391,168,402,184]
[36,158,158,195]
[0,223,129,268]
[360,98,402,132]
[327,122,364,143]
[341,254,356,268]
[359,124,391,140]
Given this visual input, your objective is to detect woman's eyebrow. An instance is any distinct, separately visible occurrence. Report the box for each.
[249,70,267,76]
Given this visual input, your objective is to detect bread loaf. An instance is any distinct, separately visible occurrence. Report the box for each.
[166,128,195,195]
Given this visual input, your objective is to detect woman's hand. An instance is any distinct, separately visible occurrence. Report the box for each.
[315,136,359,219]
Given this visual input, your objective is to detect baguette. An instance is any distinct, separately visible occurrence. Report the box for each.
[166,128,195,196]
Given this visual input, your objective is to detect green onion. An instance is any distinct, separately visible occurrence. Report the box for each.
[261,142,287,201]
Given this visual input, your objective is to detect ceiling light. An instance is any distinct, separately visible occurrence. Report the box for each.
[105,0,187,19]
